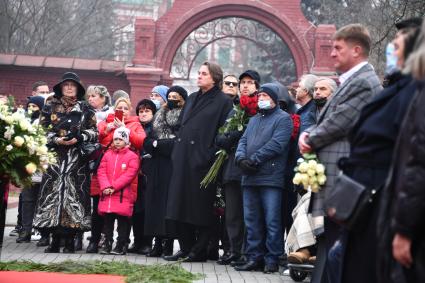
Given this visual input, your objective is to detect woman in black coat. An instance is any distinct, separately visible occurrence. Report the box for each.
[127,99,157,255]
[378,20,425,283]
[338,20,421,283]
[143,86,187,257]
[165,62,233,262]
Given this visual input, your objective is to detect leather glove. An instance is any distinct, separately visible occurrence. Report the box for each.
[238,159,259,175]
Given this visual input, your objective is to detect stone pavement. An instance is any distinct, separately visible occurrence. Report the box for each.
[1,196,309,283]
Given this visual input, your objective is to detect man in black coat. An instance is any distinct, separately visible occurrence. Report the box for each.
[165,62,233,262]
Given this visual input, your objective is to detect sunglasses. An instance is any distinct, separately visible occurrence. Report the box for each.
[224,81,237,87]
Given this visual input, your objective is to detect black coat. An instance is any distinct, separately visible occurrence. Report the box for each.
[341,74,417,283]
[166,86,233,226]
[143,108,181,237]
[378,79,425,283]
[215,109,244,184]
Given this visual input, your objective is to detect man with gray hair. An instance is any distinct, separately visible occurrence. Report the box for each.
[296,74,319,133]
[311,77,338,121]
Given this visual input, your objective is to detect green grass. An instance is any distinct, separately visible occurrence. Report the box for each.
[0,260,204,283]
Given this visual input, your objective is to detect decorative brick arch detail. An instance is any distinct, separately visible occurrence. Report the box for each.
[155,2,312,78]
[129,0,336,103]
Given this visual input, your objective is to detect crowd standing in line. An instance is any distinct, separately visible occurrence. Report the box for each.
[6,18,425,283]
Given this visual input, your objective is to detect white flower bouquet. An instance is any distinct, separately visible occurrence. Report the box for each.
[0,99,56,187]
[292,153,326,193]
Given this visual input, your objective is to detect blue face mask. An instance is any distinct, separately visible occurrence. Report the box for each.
[258,100,272,110]
[385,43,399,75]
[151,99,161,110]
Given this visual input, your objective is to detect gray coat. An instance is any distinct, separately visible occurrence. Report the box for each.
[306,64,382,216]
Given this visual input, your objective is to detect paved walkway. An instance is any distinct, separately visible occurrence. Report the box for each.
[1,196,309,283]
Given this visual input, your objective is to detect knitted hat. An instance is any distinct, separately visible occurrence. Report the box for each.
[167,85,188,101]
[26,95,45,110]
[113,127,130,145]
[151,85,169,103]
[136,99,157,116]
[258,83,280,104]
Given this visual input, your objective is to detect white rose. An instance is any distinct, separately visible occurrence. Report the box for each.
[293,173,302,185]
[298,162,309,173]
[316,164,325,175]
[307,169,316,177]
[25,162,37,174]
[317,174,327,185]
[13,136,25,147]
[19,119,30,131]
[4,116,14,124]
[5,144,13,151]
[308,160,318,170]
[36,146,48,155]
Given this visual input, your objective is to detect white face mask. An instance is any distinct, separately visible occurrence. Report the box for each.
[385,43,399,75]
[258,100,272,110]
[151,99,161,110]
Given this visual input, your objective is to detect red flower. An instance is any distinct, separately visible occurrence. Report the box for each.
[240,94,258,116]
[291,114,301,140]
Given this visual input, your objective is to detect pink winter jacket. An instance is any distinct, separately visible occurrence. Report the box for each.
[97,146,140,217]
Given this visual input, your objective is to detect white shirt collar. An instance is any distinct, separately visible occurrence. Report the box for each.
[339,61,368,85]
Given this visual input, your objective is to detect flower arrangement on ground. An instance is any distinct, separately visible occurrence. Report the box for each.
[200,93,258,188]
[0,99,56,187]
[292,153,326,193]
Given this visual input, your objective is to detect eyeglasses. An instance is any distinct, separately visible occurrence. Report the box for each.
[224,81,237,87]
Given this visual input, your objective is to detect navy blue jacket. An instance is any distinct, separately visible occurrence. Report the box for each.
[235,107,293,188]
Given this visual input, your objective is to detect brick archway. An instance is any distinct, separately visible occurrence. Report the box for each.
[128,0,336,103]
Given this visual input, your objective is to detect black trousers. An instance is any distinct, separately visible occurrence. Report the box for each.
[104,213,130,244]
[177,222,211,255]
[224,181,244,255]
[21,184,40,232]
[131,211,152,247]
[90,196,104,243]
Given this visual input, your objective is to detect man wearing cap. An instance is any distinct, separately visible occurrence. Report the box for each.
[215,70,261,266]
[235,83,293,273]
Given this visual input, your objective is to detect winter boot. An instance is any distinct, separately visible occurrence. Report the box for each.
[111,241,127,255]
[86,241,99,253]
[63,236,75,253]
[162,239,174,256]
[146,238,163,257]
[16,230,31,243]
[44,235,60,253]
[100,240,113,254]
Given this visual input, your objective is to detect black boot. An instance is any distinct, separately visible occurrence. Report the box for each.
[16,231,31,243]
[127,243,140,253]
[44,235,60,253]
[86,241,98,253]
[162,239,174,256]
[74,232,83,251]
[37,235,50,247]
[111,241,127,255]
[100,240,113,254]
[146,238,162,257]
[63,236,75,253]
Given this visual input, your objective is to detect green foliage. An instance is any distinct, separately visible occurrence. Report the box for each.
[0,260,204,283]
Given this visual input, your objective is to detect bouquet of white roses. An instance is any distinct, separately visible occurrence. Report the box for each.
[0,98,56,187]
[292,153,326,193]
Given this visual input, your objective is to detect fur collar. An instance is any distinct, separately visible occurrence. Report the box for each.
[152,107,182,139]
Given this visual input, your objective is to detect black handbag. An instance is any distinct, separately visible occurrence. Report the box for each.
[80,142,102,158]
[325,173,380,231]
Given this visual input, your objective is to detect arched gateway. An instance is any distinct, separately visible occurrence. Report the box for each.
[126,0,336,102]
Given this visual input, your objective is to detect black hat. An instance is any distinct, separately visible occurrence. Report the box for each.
[167,85,188,101]
[53,72,85,100]
[26,95,45,110]
[239,70,261,84]
[136,99,157,116]
[395,17,423,30]
[258,83,280,104]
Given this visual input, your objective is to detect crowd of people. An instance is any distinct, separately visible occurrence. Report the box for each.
[4,18,425,282]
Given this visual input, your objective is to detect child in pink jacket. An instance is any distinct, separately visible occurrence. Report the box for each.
[97,127,140,255]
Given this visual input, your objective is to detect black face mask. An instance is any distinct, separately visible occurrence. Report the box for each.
[30,110,41,121]
[167,99,180,110]
[314,97,327,107]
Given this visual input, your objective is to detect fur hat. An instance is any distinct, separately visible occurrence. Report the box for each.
[151,85,169,103]
[113,127,130,145]
[53,72,85,100]
[136,99,157,116]
[167,85,188,101]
